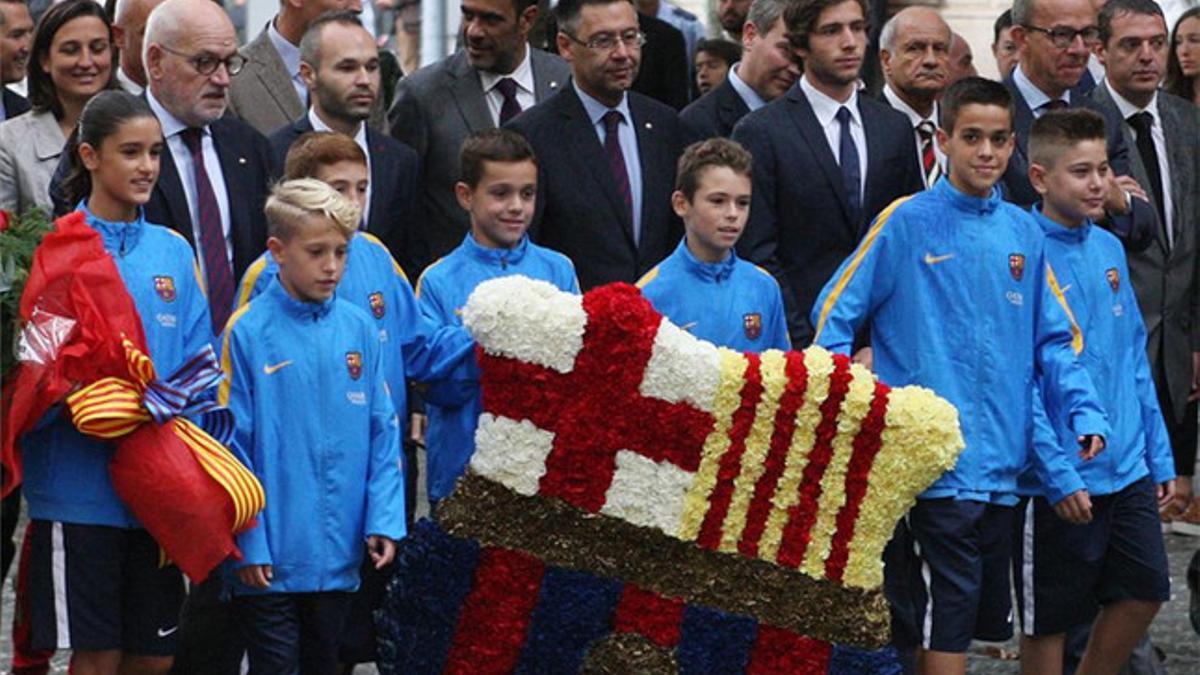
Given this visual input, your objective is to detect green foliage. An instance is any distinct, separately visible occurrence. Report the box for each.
[1,208,53,380]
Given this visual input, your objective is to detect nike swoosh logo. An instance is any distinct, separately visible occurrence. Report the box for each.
[157,626,179,638]
[263,360,293,375]
[1060,284,1071,293]
[923,252,955,265]
[679,321,698,331]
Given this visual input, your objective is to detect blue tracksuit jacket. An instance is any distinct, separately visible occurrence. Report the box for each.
[220,277,405,593]
[811,179,1109,503]
[637,238,790,352]
[234,231,474,427]
[22,205,212,528]
[416,233,579,501]
[1020,207,1174,503]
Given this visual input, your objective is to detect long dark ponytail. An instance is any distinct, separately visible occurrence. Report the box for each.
[60,91,159,210]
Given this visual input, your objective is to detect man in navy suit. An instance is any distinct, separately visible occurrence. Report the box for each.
[507,0,690,290]
[1002,0,1155,250]
[268,11,422,277]
[0,0,33,122]
[680,0,800,139]
[732,0,923,347]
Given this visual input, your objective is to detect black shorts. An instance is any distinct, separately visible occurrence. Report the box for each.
[1012,476,1170,636]
[897,498,1015,652]
[25,521,185,655]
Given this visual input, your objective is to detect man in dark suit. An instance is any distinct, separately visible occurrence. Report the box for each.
[0,0,33,122]
[877,6,951,190]
[681,0,799,139]
[632,10,689,110]
[269,11,421,276]
[1003,0,1155,248]
[145,2,275,670]
[1093,0,1200,527]
[507,0,689,289]
[389,0,569,270]
[732,0,923,346]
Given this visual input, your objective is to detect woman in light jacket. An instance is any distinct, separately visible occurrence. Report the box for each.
[0,0,114,214]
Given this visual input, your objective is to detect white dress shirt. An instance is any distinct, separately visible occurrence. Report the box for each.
[800,74,867,201]
[882,84,945,187]
[268,19,307,106]
[479,46,536,127]
[117,67,144,96]
[1013,64,1070,117]
[727,63,767,112]
[146,89,234,270]
[308,107,373,226]
[1105,80,1174,247]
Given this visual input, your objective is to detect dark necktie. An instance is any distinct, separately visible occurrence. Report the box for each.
[916,120,939,187]
[836,106,862,225]
[1126,111,1167,241]
[180,127,234,335]
[495,77,523,125]
[1040,99,1069,115]
[602,110,635,240]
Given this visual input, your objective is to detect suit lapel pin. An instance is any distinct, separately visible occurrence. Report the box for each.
[645,122,653,130]
[238,157,247,165]
[550,80,559,89]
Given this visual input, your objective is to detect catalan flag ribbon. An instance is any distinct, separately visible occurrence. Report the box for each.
[67,339,263,535]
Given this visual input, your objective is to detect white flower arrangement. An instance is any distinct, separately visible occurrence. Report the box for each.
[471,413,557,496]
[601,449,696,534]
[639,318,722,412]
[463,276,586,373]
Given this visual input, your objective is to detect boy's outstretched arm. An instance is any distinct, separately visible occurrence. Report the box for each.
[365,344,407,556]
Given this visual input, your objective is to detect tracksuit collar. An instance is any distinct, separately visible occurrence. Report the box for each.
[1032,203,1092,243]
[934,177,1003,216]
[462,231,529,269]
[266,272,336,320]
[675,237,736,282]
[80,201,146,256]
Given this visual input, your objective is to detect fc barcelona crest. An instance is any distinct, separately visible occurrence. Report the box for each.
[154,275,176,302]
[1008,253,1025,281]
[369,291,386,319]
[743,313,762,340]
[1106,268,1120,292]
[346,351,363,380]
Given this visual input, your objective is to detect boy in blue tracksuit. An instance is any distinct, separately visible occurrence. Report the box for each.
[220,179,405,673]
[638,138,789,352]
[811,79,1108,671]
[416,129,578,504]
[232,132,474,665]
[1012,110,1174,675]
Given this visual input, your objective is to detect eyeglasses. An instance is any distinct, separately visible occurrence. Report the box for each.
[1023,24,1101,49]
[561,29,647,52]
[159,44,247,76]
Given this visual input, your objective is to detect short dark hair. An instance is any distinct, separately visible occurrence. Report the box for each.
[675,138,753,200]
[555,0,632,35]
[1098,0,1164,46]
[284,131,367,181]
[939,76,1014,133]
[28,0,116,118]
[695,38,742,67]
[993,8,1013,44]
[1029,108,1107,168]
[459,129,537,188]
[783,0,869,51]
[299,10,364,68]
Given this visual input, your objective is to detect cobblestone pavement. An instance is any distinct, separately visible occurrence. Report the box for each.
[3,519,1196,674]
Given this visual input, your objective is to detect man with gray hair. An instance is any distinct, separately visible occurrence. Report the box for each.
[1002,0,1157,251]
[681,0,800,138]
[878,6,950,189]
[111,0,166,94]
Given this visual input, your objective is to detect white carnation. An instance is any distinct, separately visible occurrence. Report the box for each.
[639,319,721,412]
[470,414,556,495]
[600,450,695,534]
[462,276,586,373]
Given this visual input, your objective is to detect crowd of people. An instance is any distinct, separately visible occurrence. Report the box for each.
[0,0,1198,673]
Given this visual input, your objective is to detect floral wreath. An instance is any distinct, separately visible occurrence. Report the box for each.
[379,277,964,674]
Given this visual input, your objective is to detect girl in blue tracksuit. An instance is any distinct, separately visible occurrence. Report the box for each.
[21,91,210,668]
[416,129,579,504]
[220,179,405,673]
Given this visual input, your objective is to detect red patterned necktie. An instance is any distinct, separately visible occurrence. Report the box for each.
[180,127,233,335]
[602,110,634,238]
[496,77,523,125]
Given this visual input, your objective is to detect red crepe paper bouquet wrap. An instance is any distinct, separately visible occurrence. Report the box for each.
[1,211,264,582]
